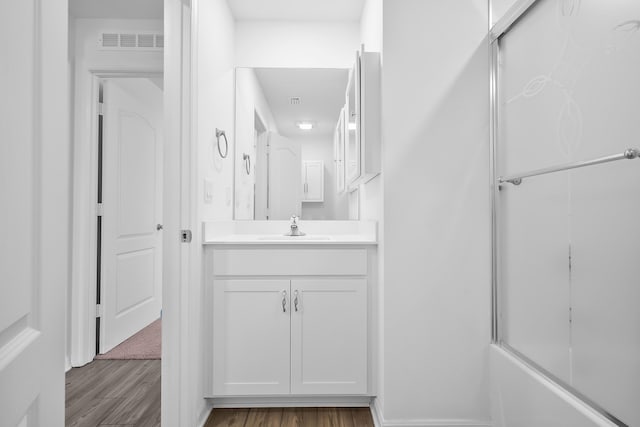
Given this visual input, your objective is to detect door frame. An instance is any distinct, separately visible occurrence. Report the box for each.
[70,69,163,368]
[69,2,193,425]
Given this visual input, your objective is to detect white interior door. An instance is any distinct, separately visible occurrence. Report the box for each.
[268,132,302,220]
[101,79,163,353]
[0,0,69,425]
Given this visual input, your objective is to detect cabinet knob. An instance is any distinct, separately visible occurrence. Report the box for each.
[282,290,287,313]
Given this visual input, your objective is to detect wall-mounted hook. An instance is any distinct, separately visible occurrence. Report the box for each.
[215,128,228,158]
[242,153,251,175]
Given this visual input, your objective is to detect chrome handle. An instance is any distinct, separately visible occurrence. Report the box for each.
[294,290,299,312]
[156,224,163,230]
[282,290,287,313]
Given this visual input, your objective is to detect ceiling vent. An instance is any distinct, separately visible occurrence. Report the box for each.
[290,97,301,105]
[99,32,164,50]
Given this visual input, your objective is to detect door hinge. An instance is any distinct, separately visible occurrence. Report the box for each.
[98,102,105,115]
[180,229,192,243]
[96,304,103,318]
[97,203,104,217]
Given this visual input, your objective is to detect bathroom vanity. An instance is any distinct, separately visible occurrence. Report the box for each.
[203,221,377,404]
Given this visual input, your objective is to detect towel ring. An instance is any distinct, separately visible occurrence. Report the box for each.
[242,153,251,175]
[215,128,228,158]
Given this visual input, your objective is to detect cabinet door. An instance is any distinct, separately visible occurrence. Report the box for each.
[290,279,367,394]
[303,160,324,202]
[334,108,346,193]
[213,279,291,395]
[345,55,361,187]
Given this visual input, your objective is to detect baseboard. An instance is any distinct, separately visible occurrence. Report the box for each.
[379,422,490,427]
[207,395,372,408]
[370,400,490,427]
[197,403,213,427]
[371,398,384,427]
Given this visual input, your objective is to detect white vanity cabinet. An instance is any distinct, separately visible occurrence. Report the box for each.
[208,246,372,398]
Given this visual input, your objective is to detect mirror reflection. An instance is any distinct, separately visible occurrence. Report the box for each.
[346,71,359,182]
[234,67,351,220]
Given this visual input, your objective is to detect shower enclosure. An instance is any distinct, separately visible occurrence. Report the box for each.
[490,1,640,426]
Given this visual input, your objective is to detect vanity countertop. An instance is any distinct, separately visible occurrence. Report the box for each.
[202,220,377,245]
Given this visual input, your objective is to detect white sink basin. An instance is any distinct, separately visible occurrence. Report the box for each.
[257,235,332,241]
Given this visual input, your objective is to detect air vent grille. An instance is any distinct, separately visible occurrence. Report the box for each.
[290,97,301,105]
[120,34,136,48]
[102,33,118,47]
[137,34,154,48]
[99,32,164,50]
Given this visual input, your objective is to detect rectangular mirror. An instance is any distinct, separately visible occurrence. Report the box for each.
[233,67,352,220]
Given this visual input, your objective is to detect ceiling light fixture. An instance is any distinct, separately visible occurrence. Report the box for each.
[297,122,314,130]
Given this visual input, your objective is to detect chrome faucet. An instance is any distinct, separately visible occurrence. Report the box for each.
[287,214,306,236]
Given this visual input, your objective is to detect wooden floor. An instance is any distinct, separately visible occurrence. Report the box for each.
[204,407,374,427]
[65,359,161,427]
[66,360,374,427]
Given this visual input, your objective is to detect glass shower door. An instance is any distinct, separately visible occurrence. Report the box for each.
[495,1,640,425]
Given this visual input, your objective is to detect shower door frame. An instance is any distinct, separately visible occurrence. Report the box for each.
[489,1,626,425]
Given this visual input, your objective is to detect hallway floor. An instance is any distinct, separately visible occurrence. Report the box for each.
[65,359,160,427]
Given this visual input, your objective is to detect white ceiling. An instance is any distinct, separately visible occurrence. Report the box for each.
[254,68,349,138]
[227,0,366,21]
[69,0,163,19]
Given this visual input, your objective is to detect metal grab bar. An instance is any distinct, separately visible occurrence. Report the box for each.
[498,148,640,186]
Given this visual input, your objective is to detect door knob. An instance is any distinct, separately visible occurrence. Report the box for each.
[157,224,164,230]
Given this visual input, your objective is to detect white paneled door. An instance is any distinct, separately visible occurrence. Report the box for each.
[0,0,69,425]
[268,132,302,220]
[101,79,163,353]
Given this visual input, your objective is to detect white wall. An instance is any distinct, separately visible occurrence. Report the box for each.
[193,0,236,424]
[300,136,349,220]
[72,18,163,67]
[360,0,383,53]
[358,0,385,416]
[490,0,520,27]
[380,1,491,425]
[196,5,236,223]
[235,21,360,68]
